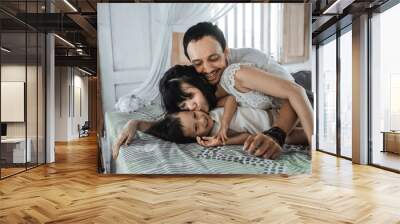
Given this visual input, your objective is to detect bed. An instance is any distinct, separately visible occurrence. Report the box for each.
[97,7,312,175]
[99,103,311,175]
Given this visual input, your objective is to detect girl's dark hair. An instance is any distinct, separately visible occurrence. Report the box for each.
[159,65,217,113]
[183,22,226,60]
[146,114,196,144]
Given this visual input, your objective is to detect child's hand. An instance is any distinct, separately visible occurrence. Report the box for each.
[215,124,229,145]
[196,136,223,147]
[112,120,138,159]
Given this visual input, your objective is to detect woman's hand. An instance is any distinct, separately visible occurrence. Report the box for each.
[196,136,224,147]
[214,124,229,145]
[112,120,138,159]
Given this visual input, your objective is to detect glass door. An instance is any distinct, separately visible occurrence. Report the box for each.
[1,30,28,178]
[0,1,47,179]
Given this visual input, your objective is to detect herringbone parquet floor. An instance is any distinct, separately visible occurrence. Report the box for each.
[1,135,400,224]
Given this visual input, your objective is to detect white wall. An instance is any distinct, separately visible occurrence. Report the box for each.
[55,67,68,141]
[76,74,89,124]
[54,67,89,141]
[72,73,89,138]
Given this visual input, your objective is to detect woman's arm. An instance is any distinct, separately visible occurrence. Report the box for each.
[216,95,238,144]
[235,65,313,144]
[274,100,299,135]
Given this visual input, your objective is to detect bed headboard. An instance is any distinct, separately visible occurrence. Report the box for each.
[171,32,191,66]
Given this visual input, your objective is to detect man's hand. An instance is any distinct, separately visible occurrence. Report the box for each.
[243,133,282,160]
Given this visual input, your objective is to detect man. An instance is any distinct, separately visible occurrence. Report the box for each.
[183,22,308,159]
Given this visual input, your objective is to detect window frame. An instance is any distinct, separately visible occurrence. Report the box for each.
[315,24,353,161]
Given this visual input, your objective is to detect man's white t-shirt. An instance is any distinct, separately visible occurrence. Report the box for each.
[227,48,294,82]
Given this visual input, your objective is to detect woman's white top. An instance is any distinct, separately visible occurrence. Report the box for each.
[219,63,290,110]
[209,107,272,136]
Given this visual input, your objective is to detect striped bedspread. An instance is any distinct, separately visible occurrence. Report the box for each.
[103,104,311,175]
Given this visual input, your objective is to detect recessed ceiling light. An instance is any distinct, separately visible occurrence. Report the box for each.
[78,67,93,76]
[323,0,355,14]
[63,0,78,12]
[1,47,11,53]
[54,34,75,48]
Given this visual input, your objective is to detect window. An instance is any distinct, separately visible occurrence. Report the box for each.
[0,1,47,179]
[216,4,280,58]
[370,3,400,171]
[317,37,337,155]
[390,74,400,130]
[339,29,352,158]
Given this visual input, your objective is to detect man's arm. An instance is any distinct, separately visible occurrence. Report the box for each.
[242,100,299,160]
[273,100,298,135]
[226,133,251,145]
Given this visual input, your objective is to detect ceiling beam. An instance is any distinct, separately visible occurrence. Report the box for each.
[322,0,356,15]
[67,13,97,39]
[55,55,96,70]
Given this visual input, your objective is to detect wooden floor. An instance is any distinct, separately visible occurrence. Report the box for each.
[372,150,400,171]
[1,135,400,223]
[1,167,26,178]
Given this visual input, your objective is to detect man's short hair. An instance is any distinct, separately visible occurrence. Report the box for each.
[183,22,226,60]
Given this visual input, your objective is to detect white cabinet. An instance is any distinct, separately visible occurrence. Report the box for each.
[1,138,32,163]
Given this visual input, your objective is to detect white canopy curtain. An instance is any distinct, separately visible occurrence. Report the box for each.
[115,3,235,112]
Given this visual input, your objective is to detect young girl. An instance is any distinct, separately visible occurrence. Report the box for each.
[113,106,274,159]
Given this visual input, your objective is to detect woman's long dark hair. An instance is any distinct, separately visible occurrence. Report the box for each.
[159,65,217,113]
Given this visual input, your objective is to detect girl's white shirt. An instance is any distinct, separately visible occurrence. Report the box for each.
[209,107,272,136]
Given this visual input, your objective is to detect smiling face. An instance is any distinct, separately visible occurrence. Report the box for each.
[177,110,214,138]
[178,82,210,112]
[186,36,229,85]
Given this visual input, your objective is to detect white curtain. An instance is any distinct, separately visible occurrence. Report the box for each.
[116,3,235,112]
